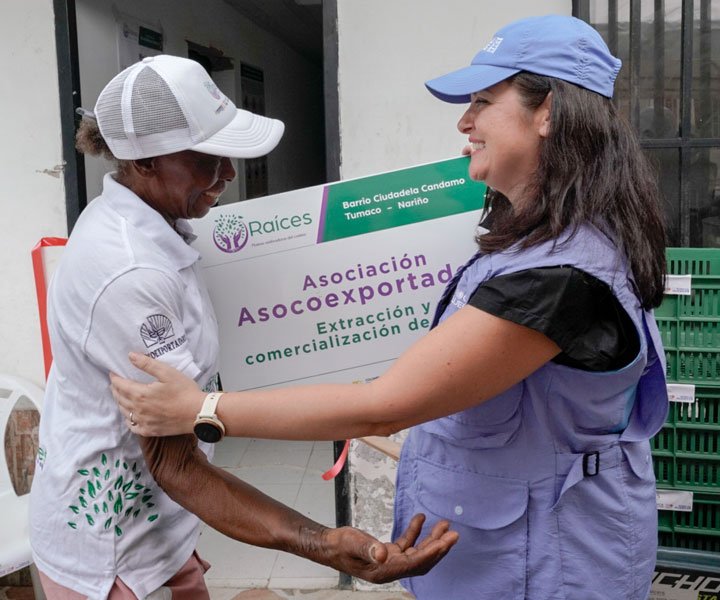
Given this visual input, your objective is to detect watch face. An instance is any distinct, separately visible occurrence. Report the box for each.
[194,421,223,443]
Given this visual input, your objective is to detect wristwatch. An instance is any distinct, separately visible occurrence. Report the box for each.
[193,392,226,443]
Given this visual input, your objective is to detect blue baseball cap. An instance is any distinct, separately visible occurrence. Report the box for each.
[425,14,621,102]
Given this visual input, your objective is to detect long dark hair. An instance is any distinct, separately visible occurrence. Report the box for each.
[478,72,666,309]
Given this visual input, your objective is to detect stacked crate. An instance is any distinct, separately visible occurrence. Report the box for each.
[651,248,720,554]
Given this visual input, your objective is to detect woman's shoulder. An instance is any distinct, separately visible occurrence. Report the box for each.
[55,202,181,301]
[488,224,621,275]
[469,266,639,371]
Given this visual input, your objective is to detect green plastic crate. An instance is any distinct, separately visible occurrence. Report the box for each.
[652,387,720,488]
[657,248,720,319]
[651,426,674,455]
[656,288,720,320]
[654,455,720,491]
[675,428,720,457]
[649,251,720,554]
[653,250,720,470]
[658,493,720,553]
[667,387,720,427]
[667,248,720,277]
[658,249,720,387]
[665,350,720,383]
[659,531,720,553]
[650,426,720,460]
[656,319,720,350]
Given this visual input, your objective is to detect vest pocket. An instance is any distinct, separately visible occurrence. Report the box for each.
[411,458,529,599]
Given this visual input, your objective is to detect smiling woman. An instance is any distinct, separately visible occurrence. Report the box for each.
[29,54,457,600]
[119,150,236,222]
[458,81,549,204]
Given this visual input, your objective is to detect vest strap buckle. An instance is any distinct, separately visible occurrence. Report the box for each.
[583,451,600,477]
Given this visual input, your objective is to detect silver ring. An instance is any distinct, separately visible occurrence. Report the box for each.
[129,411,137,427]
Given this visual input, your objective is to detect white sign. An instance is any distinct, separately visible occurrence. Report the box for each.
[664,274,693,296]
[114,9,163,71]
[668,383,696,404]
[191,158,486,391]
[656,489,694,512]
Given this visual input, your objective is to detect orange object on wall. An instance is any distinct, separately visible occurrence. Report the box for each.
[31,237,68,380]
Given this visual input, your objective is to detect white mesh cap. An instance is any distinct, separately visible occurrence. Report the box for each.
[94,55,284,160]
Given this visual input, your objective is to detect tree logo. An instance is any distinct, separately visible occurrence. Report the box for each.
[67,454,159,538]
[213,214,249,253]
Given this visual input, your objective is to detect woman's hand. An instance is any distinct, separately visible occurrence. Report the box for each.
[314,514,458,583]
[109,352,204,436]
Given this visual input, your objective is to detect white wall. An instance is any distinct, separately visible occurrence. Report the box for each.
[337,0,572,180]
[76,0,325,203]
[0,2,67,386]
[334,0,572,590]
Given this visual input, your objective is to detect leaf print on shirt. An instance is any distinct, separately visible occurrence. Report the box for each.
[67,453,159,535]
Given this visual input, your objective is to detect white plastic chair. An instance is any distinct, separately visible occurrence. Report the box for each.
[0,374,44,595]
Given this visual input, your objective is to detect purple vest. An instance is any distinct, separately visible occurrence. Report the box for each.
[393,225,668,599]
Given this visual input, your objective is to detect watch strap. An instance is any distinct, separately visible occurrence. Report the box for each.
[198,392,224,419]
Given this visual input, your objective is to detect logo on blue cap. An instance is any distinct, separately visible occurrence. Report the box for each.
[483,37,504,54]
[425,15,621,103]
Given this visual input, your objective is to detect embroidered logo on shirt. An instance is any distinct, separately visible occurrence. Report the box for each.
[140,314,175,348]
[67,453,159,537]
[144,334,187,360]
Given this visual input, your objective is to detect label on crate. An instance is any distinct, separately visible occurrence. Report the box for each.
[668,384,696,404]
[665,274,693,295]
[650,568,720,600]
[656,489,694,512]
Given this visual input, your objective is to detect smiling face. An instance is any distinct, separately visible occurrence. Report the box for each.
[132,150,237,222]
[457,80,550,206]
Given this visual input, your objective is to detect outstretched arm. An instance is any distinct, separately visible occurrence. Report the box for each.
[138,433,458,582]
[111,305,560,440]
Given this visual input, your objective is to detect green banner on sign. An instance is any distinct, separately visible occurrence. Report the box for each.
[320,156,485,242]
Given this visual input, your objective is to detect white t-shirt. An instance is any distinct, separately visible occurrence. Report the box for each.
[29,174,220,599]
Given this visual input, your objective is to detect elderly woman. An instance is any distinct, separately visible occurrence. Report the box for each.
[112,16,669,600]
[28,54,457,600]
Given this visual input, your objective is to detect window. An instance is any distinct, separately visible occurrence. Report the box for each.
[578,0,720,247]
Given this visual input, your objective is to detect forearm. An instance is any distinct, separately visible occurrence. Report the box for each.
[138,434,334,557]
[116,306,561,440]
[218,307,561,440]
[135,435,461,583]
[220,382,403,441]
